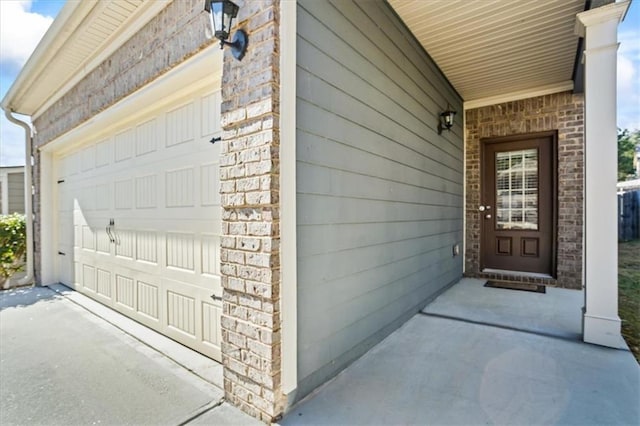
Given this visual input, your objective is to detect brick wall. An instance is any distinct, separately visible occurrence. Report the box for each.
[218,0,284,421]
[30,0,214,284]
[32,1,213,148]
[465,91,584,289]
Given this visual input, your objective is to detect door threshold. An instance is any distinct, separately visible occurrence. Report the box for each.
[481,268,553,279]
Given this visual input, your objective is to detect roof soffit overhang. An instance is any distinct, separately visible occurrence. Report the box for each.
[387,0,587,104]
[1,0,171,119]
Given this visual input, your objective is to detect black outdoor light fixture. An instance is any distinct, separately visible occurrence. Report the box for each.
[204,0,248,61]
[438,105,456,134]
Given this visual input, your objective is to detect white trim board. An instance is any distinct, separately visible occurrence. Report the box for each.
[280,0,298,399]
[464,81,574,110]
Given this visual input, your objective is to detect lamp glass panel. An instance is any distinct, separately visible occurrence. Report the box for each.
[222,1,239,35]
[445,113,453,126]
[211,1,224,36]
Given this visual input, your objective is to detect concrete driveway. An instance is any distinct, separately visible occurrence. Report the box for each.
[280,279,640,425]
[0,285,259,426]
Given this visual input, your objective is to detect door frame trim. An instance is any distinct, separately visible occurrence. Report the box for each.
[479,131,558,278]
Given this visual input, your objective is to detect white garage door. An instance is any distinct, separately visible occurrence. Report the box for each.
[54,89,222,361]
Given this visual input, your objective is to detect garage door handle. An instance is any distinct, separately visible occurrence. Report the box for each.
[106,219,116,243]
[210,294,222,302]
[106,226,114,243]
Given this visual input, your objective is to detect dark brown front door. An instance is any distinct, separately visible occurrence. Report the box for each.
[481,133,556,275]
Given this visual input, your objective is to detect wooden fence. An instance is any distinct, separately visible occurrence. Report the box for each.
[618,190,640,241]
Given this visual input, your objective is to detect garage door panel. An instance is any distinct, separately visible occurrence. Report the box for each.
[114,179,134,210]
[96,229,112,254]
[166,290,197,338]
[201,162,221,206]
[163,277,222,360]
[82,226,96,251]
[202,234,221,276]
[202,300,222,355]
[115,128,135,162]
[136,118,158,157]
[114,272,136,312]
[57,252,73,287]
[166,101,195,148]
[55,89,223,361]
[82,264,96,292]
[135,230,159,264]
[96,268,113,300]
[201,92,221,137]
[137,279,162,324]
[166,232,196,271]
[95,138,113,168]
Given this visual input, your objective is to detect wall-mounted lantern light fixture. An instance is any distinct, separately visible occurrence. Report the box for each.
[438,105,456,134]
[204,0,248,61]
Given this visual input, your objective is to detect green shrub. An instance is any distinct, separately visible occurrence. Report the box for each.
[0,213,27,281]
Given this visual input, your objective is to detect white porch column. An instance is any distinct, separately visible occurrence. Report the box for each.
[576,1,630,349]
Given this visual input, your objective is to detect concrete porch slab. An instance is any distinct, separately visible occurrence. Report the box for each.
[281,279,638,425]
[423,278,584,340]
[280,313,639,425]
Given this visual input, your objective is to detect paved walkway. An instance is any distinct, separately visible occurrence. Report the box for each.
[280,279,640,425]
[0,285,260,426]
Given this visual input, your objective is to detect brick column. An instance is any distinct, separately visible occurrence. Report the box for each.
[218,0,284,421]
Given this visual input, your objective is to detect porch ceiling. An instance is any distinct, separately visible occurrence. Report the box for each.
[388,0,585,102]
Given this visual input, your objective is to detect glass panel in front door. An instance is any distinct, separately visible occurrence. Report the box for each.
[495,149,538,230]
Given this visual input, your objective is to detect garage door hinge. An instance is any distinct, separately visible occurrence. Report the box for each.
[57,179,65,184]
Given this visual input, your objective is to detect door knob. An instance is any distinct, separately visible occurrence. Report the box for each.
[478,205,491,212]
[485,214,492,219]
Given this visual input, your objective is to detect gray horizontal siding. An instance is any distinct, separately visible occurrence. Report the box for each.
[7,173,25,214]
[296,0,464,398]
